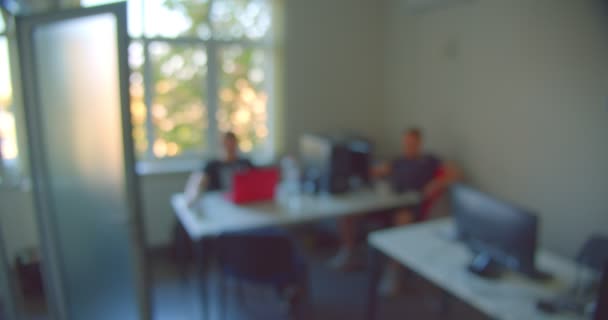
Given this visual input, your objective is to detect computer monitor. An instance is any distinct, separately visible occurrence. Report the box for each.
[299,134,333,192]
[345,137,372,187]
[451,184,548,279]
[299,134,372,194]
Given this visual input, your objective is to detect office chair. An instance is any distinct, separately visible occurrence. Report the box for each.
[537,234,608,316]
[594,264,607,320]
[417,166,448,221]
[216,230,309,320]
[577,235,608,273]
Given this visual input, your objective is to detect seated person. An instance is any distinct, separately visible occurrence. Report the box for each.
[182,132,306,308]
[331,128,460,295]
[184,131,253,205]
[173,132,252,266]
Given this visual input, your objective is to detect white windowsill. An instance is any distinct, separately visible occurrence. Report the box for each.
[136,153,278,176]
[136,158,203,176]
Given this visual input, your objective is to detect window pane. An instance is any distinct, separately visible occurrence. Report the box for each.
[144,0,211,39]
[0,37,18,162]
[149,41,207,158]
[129,41,147,158]
[218,45,270,153]
[81,0,143,37]
[211,0,271,40]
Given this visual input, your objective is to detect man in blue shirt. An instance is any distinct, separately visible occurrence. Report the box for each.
[331,128,460,295]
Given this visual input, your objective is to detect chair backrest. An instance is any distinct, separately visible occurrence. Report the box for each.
[216,232,296,283]
[595,263,608,320]
[577,235,608,273]
[418,166,447,221]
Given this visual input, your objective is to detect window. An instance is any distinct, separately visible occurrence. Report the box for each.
[0,13,20,183]
[83,0,276,165]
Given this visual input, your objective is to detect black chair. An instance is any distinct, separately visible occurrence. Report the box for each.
[594,263,607,320]
[216,231,309,320]
[577,235,608,273]
[536,234,608,315]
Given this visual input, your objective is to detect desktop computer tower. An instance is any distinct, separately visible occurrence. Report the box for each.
[300,133,372,195]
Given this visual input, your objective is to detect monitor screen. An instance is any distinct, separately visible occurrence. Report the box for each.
[347,139,372,184]
[299,134,332,182]
[451,184,538,273]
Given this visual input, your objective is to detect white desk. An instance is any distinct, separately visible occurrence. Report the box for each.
[171,187,419,241]
[368,218,586,320]
[171,187,419,320]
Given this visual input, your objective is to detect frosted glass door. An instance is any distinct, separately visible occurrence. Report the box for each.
[17,4,148,320]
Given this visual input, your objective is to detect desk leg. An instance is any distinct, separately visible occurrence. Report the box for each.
[366,247,383,320]
[438,291,450,320]
[195,238,212,320]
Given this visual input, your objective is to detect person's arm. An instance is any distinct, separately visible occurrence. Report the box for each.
[370,161,392,179]
[184,171,209,207]
[423,161,462,199]
[243,158,254,169]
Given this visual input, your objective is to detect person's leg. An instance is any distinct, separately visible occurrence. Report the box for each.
[378,208,417,296]
[393,209,416,226]
[329,216,362,270]
[339,216,358,251]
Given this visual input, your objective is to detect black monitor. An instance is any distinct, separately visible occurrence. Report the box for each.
[451,184,548,279]
[299,134,372,194]
[345,137,372,187]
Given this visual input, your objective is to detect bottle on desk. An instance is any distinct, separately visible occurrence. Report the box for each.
[279,156,302,209]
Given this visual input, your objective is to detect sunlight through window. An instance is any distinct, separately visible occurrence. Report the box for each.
[82,0,274,161]
[0,36,18,162]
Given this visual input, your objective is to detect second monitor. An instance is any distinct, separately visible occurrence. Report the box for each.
[299,133,372,194]
[451,184,551,280]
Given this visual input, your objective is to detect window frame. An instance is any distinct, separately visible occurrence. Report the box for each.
[0,11,21,187]
[0,18,6,167]
[127,0,277,173]
[0,11,5,33]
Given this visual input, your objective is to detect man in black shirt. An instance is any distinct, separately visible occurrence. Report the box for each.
[174,132,253,268]
[184,131,253,205]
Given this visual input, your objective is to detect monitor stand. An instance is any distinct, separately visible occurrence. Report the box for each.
[468,253,503,279]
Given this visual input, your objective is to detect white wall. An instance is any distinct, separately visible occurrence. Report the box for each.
[383,0,608,257]
[0,189,39,263]
[283,0,386,153]
[139,173,191,247]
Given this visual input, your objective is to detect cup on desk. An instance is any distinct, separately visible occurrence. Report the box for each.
[276,182,302,210]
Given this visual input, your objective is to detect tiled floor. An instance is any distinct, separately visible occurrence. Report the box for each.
[149,248,487,320]
[20,247,487,319]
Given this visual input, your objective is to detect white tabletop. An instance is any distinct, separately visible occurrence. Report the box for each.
[369,218,587,320]
[172,186,419,240]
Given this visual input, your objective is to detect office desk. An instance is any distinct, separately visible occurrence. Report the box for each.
[367,218,586,320]
[171,187,419,319]
[172,188,419,241]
